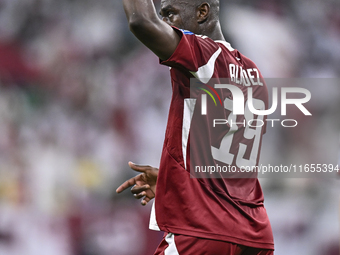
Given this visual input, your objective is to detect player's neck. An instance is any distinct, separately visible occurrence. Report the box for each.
[204,21,226,41]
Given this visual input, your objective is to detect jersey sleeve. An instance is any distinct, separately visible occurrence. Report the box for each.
[160,27,221,75]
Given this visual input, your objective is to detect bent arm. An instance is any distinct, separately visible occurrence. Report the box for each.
[123,0,180,60]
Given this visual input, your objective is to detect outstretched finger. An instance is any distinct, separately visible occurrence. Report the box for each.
[116,177,137,193]
[128,161,151,173]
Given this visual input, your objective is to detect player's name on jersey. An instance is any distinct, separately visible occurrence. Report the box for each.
[229,64,263,87]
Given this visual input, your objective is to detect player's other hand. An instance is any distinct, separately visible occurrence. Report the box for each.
[116,162,158,206]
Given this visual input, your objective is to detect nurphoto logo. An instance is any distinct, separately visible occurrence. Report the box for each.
[199,82,312,128]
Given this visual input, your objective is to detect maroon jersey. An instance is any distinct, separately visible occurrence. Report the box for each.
[151,28,274,250]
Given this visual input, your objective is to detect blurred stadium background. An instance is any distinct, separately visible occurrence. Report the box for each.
[0,0,339,254]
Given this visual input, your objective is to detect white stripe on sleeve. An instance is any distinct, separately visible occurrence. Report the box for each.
[190,47,222,84]
[182,99,196,170]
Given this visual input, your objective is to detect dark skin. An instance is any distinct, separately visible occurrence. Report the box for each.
[117,0,225,205]
[116,162,158,205]
[122,0,225,60]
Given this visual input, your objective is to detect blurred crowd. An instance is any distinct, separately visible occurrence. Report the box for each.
[0,0,339,254]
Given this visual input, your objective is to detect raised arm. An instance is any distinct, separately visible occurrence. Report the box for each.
[123,0,180,60]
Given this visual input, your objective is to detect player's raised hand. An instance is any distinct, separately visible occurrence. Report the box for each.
[116,162,158,206]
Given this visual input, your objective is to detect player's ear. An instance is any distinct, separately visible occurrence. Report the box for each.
[197,3,210,24]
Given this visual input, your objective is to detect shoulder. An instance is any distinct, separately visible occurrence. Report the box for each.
[175,27,219,49]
